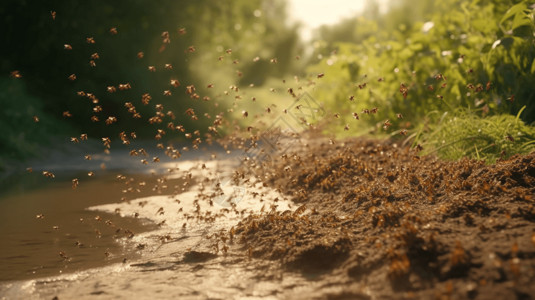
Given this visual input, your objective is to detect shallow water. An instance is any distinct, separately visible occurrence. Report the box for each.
[0,141,217,282]
[0,141,316,299]
[0,172,161,281]
[2,176,303,299]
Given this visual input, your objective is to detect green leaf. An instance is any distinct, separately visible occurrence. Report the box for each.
[500,2,528,26]
[512,11,532,31]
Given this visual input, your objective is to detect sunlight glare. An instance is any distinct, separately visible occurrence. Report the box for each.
[287,0,388,41]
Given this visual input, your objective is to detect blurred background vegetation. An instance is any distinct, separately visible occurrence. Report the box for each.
[0,0,301,171]
[307,0,535,162]
[1,0,534,172]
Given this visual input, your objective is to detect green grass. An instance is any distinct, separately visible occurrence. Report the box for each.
[412,106,535,163]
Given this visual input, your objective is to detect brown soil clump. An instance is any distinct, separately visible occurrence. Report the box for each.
[234,138,535,299]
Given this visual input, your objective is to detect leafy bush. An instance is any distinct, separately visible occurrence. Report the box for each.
[305,0,535,161]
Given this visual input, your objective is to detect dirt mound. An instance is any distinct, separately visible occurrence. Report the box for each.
[234,138,535,299]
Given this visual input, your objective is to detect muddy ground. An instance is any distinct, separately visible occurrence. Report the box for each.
[3,136,535,300]
[232,137,535,299]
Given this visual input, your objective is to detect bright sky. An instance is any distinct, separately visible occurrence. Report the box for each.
[287,0,388,41]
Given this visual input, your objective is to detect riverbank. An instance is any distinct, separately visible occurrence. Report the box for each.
[0,154,295,299]
[2,136,534,299]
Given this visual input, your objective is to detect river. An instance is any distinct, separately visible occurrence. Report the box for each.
[0,140,303,299]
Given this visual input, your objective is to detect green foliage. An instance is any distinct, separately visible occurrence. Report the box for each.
[488,1,535,119]
[0,0,302,166]
[417,107,535,163]
[190,0,302,87]
[306,0,535,161]
[0,0,300,132]
[0,78,70,170]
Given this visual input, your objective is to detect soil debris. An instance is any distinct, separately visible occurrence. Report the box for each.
[234,137,535,298]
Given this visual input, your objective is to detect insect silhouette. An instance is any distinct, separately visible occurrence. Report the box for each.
[399,83,408,99]
[10,70,22,78]
[170,79,180,87]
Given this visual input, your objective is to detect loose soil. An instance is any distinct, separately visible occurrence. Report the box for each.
[233,137,535,299]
